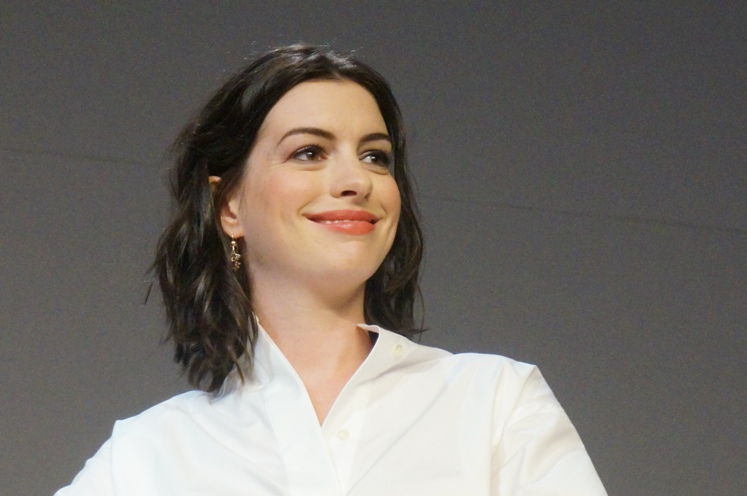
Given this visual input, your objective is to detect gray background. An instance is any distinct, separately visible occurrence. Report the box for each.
[1,2,745,495]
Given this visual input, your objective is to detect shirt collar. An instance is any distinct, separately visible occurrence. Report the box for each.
[219,322,415,397]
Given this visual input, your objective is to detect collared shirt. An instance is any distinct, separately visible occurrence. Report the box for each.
[56,325,607,495]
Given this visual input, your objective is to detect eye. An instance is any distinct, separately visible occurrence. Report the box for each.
[292,145,325,162]
[361,150,393,169]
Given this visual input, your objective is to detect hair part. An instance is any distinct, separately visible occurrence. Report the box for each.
[153,44,424,392]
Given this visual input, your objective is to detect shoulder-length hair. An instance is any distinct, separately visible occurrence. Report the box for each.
[153,44,423,392]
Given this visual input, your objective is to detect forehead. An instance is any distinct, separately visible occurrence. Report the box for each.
[258,80,387,136]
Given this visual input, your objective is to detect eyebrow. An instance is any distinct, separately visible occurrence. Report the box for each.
[278,127,392,145]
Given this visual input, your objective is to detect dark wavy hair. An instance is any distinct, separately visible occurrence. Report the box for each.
[153,44,423,392]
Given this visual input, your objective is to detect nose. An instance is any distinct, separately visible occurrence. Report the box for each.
[329,151,373,199]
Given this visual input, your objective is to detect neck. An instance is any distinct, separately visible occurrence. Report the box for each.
[251,273,368,339]
[251,277,372,424]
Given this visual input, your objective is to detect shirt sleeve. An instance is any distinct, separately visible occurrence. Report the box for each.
[491,365,607,495]
[54,438,115,496]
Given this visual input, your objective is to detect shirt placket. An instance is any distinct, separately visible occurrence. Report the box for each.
[260,336,342,496]
[321,380,372,493]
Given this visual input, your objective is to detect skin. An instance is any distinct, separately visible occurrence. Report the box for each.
[214,80,401,423]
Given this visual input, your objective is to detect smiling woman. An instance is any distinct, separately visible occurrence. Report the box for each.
[54,44,607,496]
[216,80,402,324]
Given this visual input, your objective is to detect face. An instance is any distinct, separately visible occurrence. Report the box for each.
[218,80,401,294]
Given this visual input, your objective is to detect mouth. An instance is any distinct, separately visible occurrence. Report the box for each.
[305,210,378,224]
[305,210,379,234]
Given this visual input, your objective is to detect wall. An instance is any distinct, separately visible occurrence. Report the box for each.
[1,2,744,494]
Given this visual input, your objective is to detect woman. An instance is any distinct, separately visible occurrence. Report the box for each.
[56,44,606,495]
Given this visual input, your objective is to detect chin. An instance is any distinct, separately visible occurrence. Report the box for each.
[316,259,380,284]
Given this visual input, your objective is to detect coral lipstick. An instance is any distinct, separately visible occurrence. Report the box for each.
[305,210,378,235]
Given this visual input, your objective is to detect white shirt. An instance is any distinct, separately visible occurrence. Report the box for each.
[56,325,607,495]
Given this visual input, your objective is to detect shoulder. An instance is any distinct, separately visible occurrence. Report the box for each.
[118,389,207,421]
[382,326,538,378]
[111,389,215,441]
[54,390,214,495]
[370,326,547,405]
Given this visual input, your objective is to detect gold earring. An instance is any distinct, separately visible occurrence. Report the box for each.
[230,237,241,271]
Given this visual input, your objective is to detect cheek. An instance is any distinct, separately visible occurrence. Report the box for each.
[242,172,316,224]
[381,176,402,219]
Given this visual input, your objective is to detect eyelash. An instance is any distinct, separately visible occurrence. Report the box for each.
[362,150,393,168]
[292,145,325,162]
[291,146,393,169]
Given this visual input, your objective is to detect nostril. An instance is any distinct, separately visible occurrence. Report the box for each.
[340,190,358,197]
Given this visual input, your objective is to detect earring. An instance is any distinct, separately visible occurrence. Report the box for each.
[230,237,241,271]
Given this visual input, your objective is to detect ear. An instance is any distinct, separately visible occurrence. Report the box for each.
[210,176,245,239]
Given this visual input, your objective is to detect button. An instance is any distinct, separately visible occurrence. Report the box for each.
[393,344,403,357]
[337,429,350,440]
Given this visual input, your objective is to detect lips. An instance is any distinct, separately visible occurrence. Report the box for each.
[305,210,379,235]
